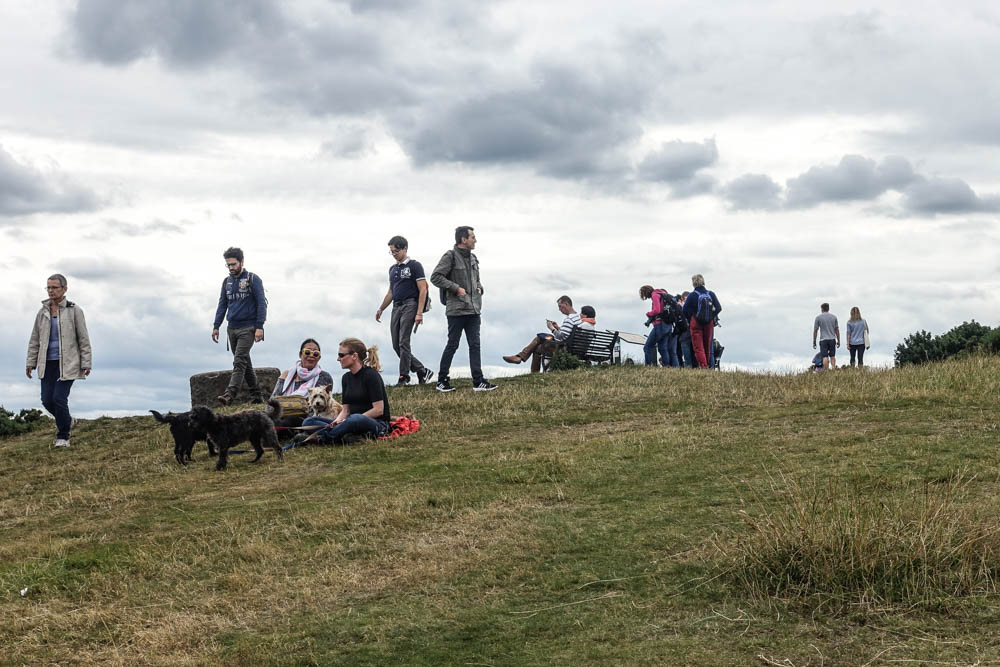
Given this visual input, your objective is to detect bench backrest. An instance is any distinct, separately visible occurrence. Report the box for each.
[564,327,619,363]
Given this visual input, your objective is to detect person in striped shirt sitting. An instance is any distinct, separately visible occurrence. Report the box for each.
[503,295,582,373]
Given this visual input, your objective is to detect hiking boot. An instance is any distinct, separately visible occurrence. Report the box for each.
[502,355,522,364]
[53,439,71,448]
[473,380,498,392]
[395,376,411,387]
[417,368,434,385]
[435,379,456,393]
[217,394,230,406]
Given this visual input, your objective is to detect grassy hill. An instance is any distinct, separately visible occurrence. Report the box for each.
[4,359,1000,665]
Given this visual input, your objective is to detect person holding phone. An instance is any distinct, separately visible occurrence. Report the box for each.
[503,295,581,373]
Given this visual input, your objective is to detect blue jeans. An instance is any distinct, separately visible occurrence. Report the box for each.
[40,359,74,439]
[439,314,482,384]
[679,331,695,368]
[644,322,673,366]
[301,413,389,444]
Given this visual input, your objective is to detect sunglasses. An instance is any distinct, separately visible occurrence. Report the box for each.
[301,350,321,358]
[337,351,356,359]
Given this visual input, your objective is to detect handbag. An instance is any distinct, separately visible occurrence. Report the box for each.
[273,395,308,419]
[863,329,871,350]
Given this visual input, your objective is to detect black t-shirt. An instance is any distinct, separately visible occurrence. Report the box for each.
[341,367,390,422]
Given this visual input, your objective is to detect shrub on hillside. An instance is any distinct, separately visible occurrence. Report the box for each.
[548,347,583,371]
[0,406,50,439]
[980,327,1000,356]
[894,320,993,366]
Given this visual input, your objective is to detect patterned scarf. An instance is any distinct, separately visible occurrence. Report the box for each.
[280,361,323,397]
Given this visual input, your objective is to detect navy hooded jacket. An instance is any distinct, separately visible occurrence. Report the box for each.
[214,269,267,330]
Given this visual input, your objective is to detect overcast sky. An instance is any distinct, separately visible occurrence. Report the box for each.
[2,1,999,417]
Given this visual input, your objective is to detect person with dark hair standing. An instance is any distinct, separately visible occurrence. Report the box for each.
[639,285,679,367]
[212,247,267,405]
[813,303,840,370]
[296,338,390,445]
[26,274,92,448]
[675,292,694,368]
[375,235,434,387]
[431,226,497,392]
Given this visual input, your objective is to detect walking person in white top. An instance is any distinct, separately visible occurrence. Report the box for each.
[845,306,870,368]
[812,303,840,370]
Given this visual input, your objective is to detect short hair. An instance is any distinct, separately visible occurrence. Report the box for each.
[680,291,690,299]
[299,338,321,354]
[580,305,595,318]
[557,295,573,307]
[691,274,705,287]
[821,303,830,311]
[455,226,474,244]
[47,273,67,288]
[387,235,408,250]
[639,285,654,299]
[223,247,244,263]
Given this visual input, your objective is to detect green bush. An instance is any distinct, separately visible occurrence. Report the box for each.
[0,406,50,439]
[980,328,1000,356]
[548,347,583,371]
[895,321,993,367]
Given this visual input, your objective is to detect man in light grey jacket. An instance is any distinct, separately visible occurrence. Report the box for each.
[430,226,496,392]
[26,274,92,448]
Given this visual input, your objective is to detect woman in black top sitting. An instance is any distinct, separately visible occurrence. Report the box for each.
[298,337,390,444]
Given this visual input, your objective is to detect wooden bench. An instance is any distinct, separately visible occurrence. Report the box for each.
[541,327,621,371]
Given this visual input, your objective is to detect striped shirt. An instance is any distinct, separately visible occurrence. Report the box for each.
[554,312,582,342]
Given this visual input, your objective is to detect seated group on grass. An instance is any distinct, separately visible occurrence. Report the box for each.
[271,337,390,445]
[502,296,596,373]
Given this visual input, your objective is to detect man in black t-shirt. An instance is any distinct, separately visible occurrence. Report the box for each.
[376,235,433,387]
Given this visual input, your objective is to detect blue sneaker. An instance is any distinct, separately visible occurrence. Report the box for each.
[435,379,456,393]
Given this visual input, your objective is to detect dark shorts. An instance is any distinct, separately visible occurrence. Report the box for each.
[819,339,836,358]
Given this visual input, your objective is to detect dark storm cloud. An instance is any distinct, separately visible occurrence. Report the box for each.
[720,174,782,211]
[69,0,285,67]
[785,155,918,208]
[403,63,645,180]
[0,145,99,218]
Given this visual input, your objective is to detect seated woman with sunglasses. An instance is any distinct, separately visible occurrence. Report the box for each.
[270,338,333,428]
[295,338,390,445]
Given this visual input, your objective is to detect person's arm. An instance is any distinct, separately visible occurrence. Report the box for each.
[813,318,818,348]
[271,375,285,398]
[74,306,92,376]
[361,400,384,420]
[553,315,578,342]
[213,279,227,343]
[646,291,661,319]
[474,253,483,295]
[712,292,722,315]
[415,279,427,327]
[253,274,266,342]
[835,326,841,347]
[376,287,393,322]
[26,312,40,378]
[430,251,462,295]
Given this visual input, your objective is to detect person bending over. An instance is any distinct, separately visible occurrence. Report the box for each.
[296,338,390,444]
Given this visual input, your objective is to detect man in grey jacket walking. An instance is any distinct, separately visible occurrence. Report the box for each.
[430,226,497,392]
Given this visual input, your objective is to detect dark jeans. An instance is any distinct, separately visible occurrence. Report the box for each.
[390,298,427,378]
[644,322,675,366]
[226,326,260,399]
[439,314,483,384]
[679,331,695,368]
[301,414,389,444]
[40,359,74,439]
[849,344,865,367]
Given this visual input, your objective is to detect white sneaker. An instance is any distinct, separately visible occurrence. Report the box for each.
[53,439,71,448]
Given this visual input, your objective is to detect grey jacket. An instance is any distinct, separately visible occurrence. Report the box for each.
[26,298,93,380]
[431,246,484,317]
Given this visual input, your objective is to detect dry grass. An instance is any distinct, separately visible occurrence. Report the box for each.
[3,357,1000,664]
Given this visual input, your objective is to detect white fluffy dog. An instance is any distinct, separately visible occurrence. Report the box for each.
[306,385,341,420]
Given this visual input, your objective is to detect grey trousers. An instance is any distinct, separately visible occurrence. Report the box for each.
[226,326,261,398]
[390,299,427,378]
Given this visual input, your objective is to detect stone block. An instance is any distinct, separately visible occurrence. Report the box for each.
[189,368,280,408]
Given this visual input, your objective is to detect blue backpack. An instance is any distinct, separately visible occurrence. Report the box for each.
[695,291,716,325]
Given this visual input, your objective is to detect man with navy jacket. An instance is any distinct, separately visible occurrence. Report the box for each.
[212,247,267,405]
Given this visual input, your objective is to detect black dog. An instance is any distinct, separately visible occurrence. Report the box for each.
[188,399,283,471]
[150,409,217,465]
